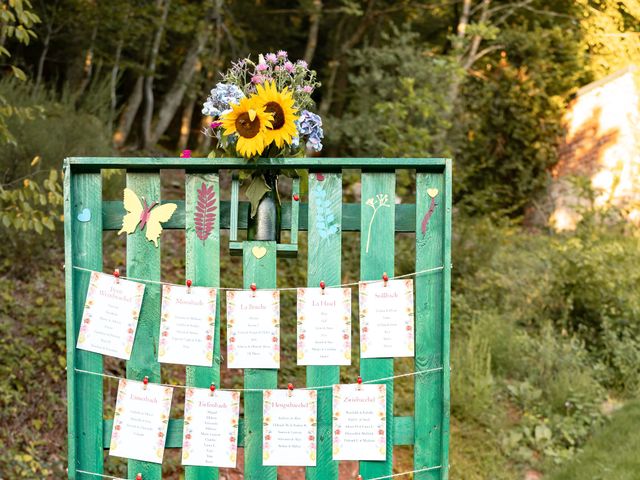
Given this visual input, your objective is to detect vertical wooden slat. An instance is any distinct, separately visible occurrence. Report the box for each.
[242,241,277,480]
[359,172,395,479]
[306,172,342,480]
[414,169,446,480]
[66,168,104,478]
[125,172,162,480]
[185,172,221,480]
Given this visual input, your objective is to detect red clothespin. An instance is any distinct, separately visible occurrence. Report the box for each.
[143,376,149,390]
[250,283,257,298]
[288,383,294,397]
[293,193,300,201]
[382,272,389,287]
[320,280,326,295]
[113,269,120,284]
[357,475,363,480]
[136,474,143,480]
[357,376,363,390]
[209,383,216,396]
[186,279,192,293]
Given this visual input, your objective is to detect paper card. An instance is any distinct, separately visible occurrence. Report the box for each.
[158,285,217,366]
[359,279,415,358]
[182,388,240,468]
[263,389,317,466]
[297,287,351,365]
[109,379,173,464]
[226,290,280,369]
[77,271,145,360]
[332,383,386,461]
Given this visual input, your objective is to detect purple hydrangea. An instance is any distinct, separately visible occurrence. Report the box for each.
[296,110,323,152]
[202,83,245,117]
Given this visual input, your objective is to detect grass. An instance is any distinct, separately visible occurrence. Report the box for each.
[549,401,640,480]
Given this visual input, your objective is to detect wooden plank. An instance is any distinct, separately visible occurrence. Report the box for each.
[305,172,342,480]
[414,170,446,480]
[66,170,104,478]
[359,172,396,479]
[67,157,448,171]
[102,201,418,233]
[185,172,221,480]
[125,172,162,480]
[103,415,415,448]
[242,241,278,480]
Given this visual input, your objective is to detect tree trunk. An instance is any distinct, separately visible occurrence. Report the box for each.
[142,0,171,150]
[177,96,196,151]
[113,75,144,148]
[35,21,53,91]
[303,0,322,65]
[109,39,124,134]
[148,24,208,146]
[76,24,98,100]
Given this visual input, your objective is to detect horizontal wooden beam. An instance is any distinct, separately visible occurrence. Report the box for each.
[65,157,448,171]
[102,201,417,232]
[102,415,414,449]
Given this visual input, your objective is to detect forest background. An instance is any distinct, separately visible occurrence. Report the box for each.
[1,1,640,479]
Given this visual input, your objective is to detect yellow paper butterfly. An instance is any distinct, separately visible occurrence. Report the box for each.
[117,188,177,247]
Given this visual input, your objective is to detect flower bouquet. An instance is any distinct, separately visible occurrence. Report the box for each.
[202,52,323,241]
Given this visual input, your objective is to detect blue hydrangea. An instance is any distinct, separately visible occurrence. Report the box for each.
[296,110,323,152]
[202,83,245,117]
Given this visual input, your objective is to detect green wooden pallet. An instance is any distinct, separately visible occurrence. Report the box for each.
[64,157,452,480]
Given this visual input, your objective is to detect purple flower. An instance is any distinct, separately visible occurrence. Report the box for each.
[211,121,222,129]
[302,85,314,94]
[284,61,294,73]
[297,60,308,69]
[256,63,269,72]
[251,75,265,84]
[277,50,287,59]
[265,53,277,63]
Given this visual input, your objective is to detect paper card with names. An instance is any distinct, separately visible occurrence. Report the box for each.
[109,379,173,464]
[158,284,217,366]
[182,388,240,468]
[332,383,386,461]
[263,389,317,466]
[297,287,351,365]
[226,290,280,369]
[359,279,415,358]
[77,271,145,360]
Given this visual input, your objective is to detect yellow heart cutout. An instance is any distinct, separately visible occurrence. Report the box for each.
[252,246,267,259]
[427,188,439,198]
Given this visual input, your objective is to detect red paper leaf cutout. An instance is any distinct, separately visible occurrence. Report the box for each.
[195,182,217,242]
[421,197,437,236]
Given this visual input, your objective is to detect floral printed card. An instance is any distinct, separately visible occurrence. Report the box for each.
[359,279,414,358]
[182,388,240,468]
[262,389,317,466]
[77,271,145,360]
[158,285,217,366]
[332,383,386,461]
[297,287,351,365]
[226,290,280,369]
[109,379,173,464]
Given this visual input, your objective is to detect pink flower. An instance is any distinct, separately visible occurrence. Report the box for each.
[251,75,265,84]
[181,149,191,158]
[277,50,287,59]
[210,121,222,129]
[302,85,313,94]
[284,61,294,73]
[256,63,269,72]
[265,53,277,63]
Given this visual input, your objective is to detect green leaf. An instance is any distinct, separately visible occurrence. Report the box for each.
[10,65,26,81]
[245,174,271,218]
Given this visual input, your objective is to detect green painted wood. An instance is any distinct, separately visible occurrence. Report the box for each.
[359,172,396,479]
[441,159,453,479]
[125,172,162,480]
[66,171,104,479]
[242,241,278,480]
[67,157,447,171]
[290,176,300,248]
[102,201,418,233]
[185,172,221,480]
[414,170,447,480]
[305,172,342,480]
[230,171,239,241]
[103,415,415,448]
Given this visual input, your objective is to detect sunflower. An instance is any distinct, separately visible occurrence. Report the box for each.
[221,96,273,158]
[255,81,299,148]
